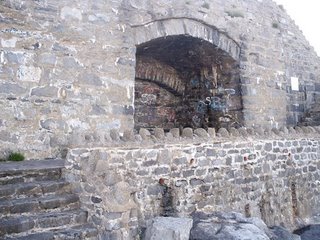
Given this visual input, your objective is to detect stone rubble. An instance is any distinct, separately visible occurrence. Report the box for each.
[190,212,301,240]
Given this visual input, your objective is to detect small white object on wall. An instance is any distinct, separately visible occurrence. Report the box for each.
[291,77,299,91]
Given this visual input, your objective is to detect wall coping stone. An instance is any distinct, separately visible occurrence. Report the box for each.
[65,126,320,149]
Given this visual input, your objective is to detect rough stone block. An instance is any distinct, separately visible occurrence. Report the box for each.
[122,130,135,142]
[154,128,165,140]
[255,127,265,136]
[307,126,316,133]
[246,127,255,135]
[272,128,281,136]
[229,127,240,137]
[207,128,216,138]
[17,66,41,82]
[198,159,210,167]
[238,127,248,137]
[144,217,193,240]
[40,119,66,131]
[95,159,109,174]
[190,212,270,240]
[270,226,301,240]
[264,143,273,152]
[288,127,296,134]
[173,157,187,165]
[190,178,203,186]
[206,149,217,157]
[101,230,122,240]
[31,86,58,98]
[226,157,232,165]
[217,128,229,137]
[78,72,102,86]
[110,129,120,141]
[139,128,151,140]
[182,128,193,138]
[0,131,18,143]
[153,167,170,175]
[0,217,35,235]
[194,128,208,138]
[182,170,194,178]
[104,182,136,212]
[90,104,107,115]
[142,160,157,167]
[301,126,311,134]
[156,150,171,165]
[280,126,289,135]
[196,169,206,176]
[136,170,149,176]
[0,83,26,94]
[295,127,303,134]
[147,185,164,196]
[175,180,187,187]
[91,196,102,203]
[170,128,180,138]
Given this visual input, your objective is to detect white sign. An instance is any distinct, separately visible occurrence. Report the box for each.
[291,77,299,91]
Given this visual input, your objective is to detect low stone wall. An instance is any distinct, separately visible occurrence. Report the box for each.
[65,126,320,239]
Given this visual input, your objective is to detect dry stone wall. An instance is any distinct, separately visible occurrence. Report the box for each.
[1,0,320,159]
[65,126,320,239]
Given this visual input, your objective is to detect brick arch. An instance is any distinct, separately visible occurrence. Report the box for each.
[135,57,185,96]
[132,18,241,61]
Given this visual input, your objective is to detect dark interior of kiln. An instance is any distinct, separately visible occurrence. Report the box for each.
[134,35,243,131]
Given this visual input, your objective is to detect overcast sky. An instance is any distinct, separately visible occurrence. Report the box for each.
[273,0,320,56]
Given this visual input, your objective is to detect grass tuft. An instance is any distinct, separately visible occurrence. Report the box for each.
[8,152,25,161]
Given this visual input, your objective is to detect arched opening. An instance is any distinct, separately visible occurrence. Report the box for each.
[133,19,243,131]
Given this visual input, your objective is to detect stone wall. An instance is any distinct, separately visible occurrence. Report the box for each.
[126,0,320,127]
[0,0,134,159]
[1,0,320,159]
[65,126,320,239]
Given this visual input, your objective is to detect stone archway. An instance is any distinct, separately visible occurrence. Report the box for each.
[133,18,243,130]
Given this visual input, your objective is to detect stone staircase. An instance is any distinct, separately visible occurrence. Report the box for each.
[0,159,98,240]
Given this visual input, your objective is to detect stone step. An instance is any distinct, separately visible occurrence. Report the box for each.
[0,209,88,237]
[0,159,98,239]
[0,159,65,186]
[0,169,63,186]
[0,193,80,215]
[0,180,72,200]
[3,224,98,240]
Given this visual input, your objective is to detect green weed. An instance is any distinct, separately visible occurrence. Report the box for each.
[8,152,25,161]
